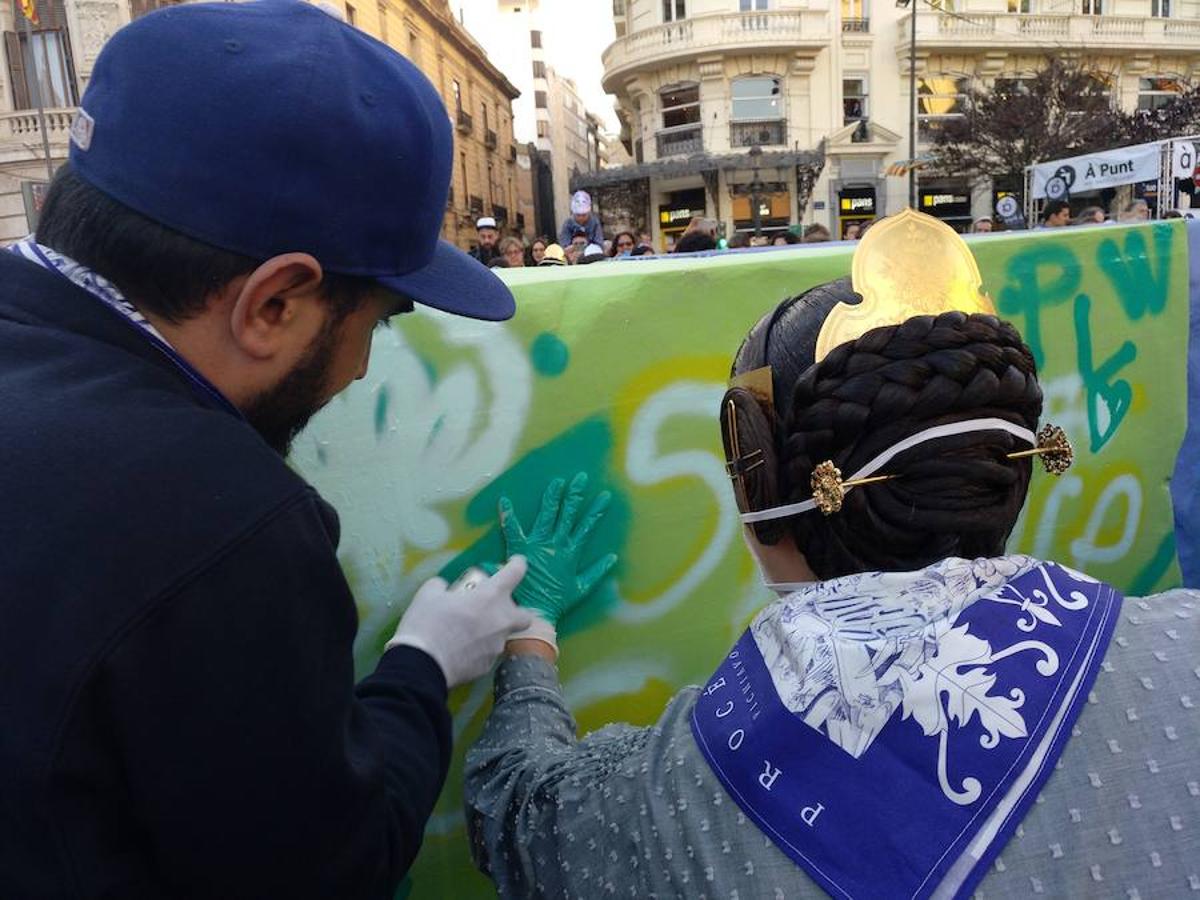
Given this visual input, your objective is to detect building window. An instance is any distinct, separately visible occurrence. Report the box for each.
[661,83,700,129]
[482,101,489,132]
[842,77,867,125]
[739,0,769,9]
[535,90,548,108]
[530,29,542,48]
[459,152,469,204]
[917,75,968,142]
[842,0,869,28]
[407,31,419,67]
[5,25,77,110]
[662,0,686,22]
[1080,0,1100,13]
[129,0,184,16]
[377,2,388,41]
[1006,0,1030,10]
[1138,76,1183,112]
[344,3,357,25]
[731,76,781,121]
[536,120,550,138]
[1151,0,1170,15]
[452,79,462,112]
[532,60,546,78]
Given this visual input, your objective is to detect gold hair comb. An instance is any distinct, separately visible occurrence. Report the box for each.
[814,209,997,362]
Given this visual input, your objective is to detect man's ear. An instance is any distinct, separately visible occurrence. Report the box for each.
[228,254,326,360]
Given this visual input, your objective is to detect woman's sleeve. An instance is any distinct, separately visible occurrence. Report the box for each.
[464,654,591,894]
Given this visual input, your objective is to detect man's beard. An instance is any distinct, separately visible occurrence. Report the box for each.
[242,318,340,457]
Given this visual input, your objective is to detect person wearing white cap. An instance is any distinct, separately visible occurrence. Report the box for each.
[470,215,500,265]
[558,190,604,248]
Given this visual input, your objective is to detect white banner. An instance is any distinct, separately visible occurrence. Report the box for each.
[1030,143,1161,199]
[1172,141,1196,179]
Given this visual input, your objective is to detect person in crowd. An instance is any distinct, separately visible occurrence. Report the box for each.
[487,257,508,269]
[727,232,751,249]
[971,218,993,233]
[802,223,832,242]
[1041,199,1071,227]
[528,236,549,266]
[0,3,537,897]
[630,244,655,257]
[469,215,501,264]
[637,229,655,250]
[682,216,720,242]
[773,231,800,246]
[1163,209,1185,219]
[558,190,604,248]
[1072,206,1107,227]
[498,236,525,268]
[1118,199,1151,222]
[564,226,589,263]
[577,243,608,265]
[464,211,1197,899]
[609,230,637,257]
[536,243,567,266]
[673,230,718,253]
[843,222,864,240]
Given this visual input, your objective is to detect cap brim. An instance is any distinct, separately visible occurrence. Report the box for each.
[378,240,515,321]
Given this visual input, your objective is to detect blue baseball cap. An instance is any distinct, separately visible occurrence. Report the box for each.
[68,0,514,321]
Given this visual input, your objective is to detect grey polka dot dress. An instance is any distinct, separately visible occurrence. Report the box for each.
[464,589,1199,899]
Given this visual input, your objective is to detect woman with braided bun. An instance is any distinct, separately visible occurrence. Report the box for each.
[465,213,1199,900]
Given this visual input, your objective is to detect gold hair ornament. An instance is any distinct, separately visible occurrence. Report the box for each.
[805,423,1074,517]
[814,209,997,363]
[1005,423,1074,476]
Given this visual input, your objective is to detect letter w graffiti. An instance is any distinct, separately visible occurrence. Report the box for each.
[1096,225,1172,321]
[1075,294,1136,453]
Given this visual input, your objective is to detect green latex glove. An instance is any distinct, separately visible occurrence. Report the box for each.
[494,472,618,632]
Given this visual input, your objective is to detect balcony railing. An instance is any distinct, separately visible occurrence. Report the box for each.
[842,17,870,32]
[468,194,484,215]
[456,109,474,134]
[492,203,508,224]
[900,10,1200,47]
[1,108,76,142]
[655,124,703,158]
[484,129,498,150]
[602,10,830,89]
[730,119,786,148]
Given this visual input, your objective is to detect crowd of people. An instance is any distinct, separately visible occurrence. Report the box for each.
[471,193,1179,269]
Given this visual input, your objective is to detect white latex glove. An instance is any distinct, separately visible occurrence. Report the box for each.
[387,557,533,688]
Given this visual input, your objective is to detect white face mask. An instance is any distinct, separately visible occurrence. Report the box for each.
[764,580,817,595]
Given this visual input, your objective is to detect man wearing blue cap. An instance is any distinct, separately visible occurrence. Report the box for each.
[0,2,536,897]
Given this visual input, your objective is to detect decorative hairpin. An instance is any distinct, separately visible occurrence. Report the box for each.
[1005,423,1074,475]
[802,421,1074,517]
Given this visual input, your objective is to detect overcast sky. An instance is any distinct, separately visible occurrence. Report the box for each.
[455,1,620,132]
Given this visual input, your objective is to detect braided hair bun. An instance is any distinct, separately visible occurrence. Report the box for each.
[730,278,1043,580]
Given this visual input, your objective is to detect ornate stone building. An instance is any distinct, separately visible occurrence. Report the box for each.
[0,0,528,250]
[593,0,1200,244]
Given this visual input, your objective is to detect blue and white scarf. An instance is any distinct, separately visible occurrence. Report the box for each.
[691,556,1121,900]
[8,237,241,418]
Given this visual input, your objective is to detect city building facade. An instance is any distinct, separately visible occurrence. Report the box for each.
[592,0,1200,245]
[457,0,613,239]
[0,0,527,250]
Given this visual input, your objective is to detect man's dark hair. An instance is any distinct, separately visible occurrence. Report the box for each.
[673,231,717,254]
[35,165,377,323]
[1042,199,1070,221]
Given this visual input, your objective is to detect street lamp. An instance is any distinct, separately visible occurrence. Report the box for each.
[748,144,765,238]
[896,0,917,209]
